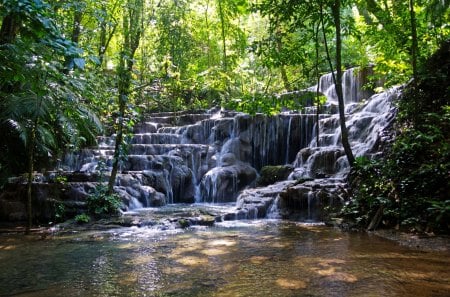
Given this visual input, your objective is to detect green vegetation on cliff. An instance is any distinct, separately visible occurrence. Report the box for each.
[344,40,450,233]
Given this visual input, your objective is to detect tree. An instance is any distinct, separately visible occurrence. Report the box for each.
[107,0,144,194]
[330,0,355,166]
[0,0,101,232]
[253,0,356,165]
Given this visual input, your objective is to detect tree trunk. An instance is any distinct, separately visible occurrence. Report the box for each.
[314,22,321,147]
[367,205,384,231]
[320,0,355,166]
[0,13,20,45]
[65,9,83,72]
[217,0,227,73]
[275,26,291,92]
[107,92,126,194]
[331,0,355,166]
[25,126,36,234]
[107,0,143,195]
[205,0,211,68]
[409,0,418,81]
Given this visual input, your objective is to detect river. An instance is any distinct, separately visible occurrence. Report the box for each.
[1,220,449,296]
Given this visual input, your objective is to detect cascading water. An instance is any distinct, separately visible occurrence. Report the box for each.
[60,108,311,209]
[52,67,399,222]
[238,67,400,221]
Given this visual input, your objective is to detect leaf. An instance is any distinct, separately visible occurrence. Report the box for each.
[73,58,85,70]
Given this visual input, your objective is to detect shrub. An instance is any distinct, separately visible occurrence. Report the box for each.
[74,213,91,224]
[86,183,122,216]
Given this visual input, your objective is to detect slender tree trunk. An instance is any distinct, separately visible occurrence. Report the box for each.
[314,22,321,147]
[98,2,119,68]
[25,91,43,234]
[205,0,211,68]
[71,11,83,44]
[108,0,143,194]
[409,0,418,81]
[332,0,355,166]
[0,13,21,93]
[217,0,227,73]
[25,126,36,234]
[107,91,126,194]
[320,0,355,166]
[275,26,291,92]
[65,10,83,72]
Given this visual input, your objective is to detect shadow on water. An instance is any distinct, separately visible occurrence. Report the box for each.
[0,221,449,297]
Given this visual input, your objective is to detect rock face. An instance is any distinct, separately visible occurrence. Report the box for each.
[200,159,258,203]
[220,67,399,222]
[58,108,314,210]
[0,67,400,223]
[257,165,294,186]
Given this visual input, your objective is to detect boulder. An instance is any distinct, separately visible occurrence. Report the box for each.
[200,161,258,203]
[256,165,294,186]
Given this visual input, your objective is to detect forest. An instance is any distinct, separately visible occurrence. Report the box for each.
[0,1,450,296]
[0,0,449,233]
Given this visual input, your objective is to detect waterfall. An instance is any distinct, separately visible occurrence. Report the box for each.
[289,67,399,180]
[59,67,399,215]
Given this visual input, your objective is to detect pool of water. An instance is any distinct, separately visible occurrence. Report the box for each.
[0,220,449,296]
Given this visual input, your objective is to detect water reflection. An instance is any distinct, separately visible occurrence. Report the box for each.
[0,221,449,297]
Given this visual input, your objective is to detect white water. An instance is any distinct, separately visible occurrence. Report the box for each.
[61,68,399,211]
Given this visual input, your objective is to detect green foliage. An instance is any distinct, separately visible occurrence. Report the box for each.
[344,41,450,233]
[343,157,397,227]
[0,0,102,187]
[53,201,66,222]
[87,183,122,216]
[74,213,90,224]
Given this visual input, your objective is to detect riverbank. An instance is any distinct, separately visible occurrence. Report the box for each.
[372,229,450,252]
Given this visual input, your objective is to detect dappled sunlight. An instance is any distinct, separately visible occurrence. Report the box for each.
[176,255,209,266]
[0,244,16,250]
[169,239,205,258]
[269,241,292,248]
[117,243,138,250]
[162,266,188,274]
[222,263,238,273]
[354,252,419,260]
[291,256,358,283]
[313,267,358,283]
[201,247,229,256]
[248,255,271,264]
[125,254,154,265]
[312,259,358,283]
[117,273,138,286]
[208,239,236,247]
[1,222,449,296]
[275,278,308,289]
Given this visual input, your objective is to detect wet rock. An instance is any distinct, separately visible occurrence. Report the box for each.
[234,181,295,219]
[256,165,294,186]
[220,153,237,166]
[277,179,345,221]
[200,162,258,203]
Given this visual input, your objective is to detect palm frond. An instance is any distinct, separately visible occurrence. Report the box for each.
[36,124,57,152]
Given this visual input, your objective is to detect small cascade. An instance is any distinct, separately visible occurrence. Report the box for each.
[236,67,400,222]
[0,68,401,224]
[289,68,399,180]
[59,108,313,211]
[60,67,398,218]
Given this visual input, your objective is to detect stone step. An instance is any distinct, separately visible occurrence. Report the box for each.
[142,114,212,126]
[92,143,213,156]
[134,121,179,134]
[130,133,183,145]
[143,109,208,118]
